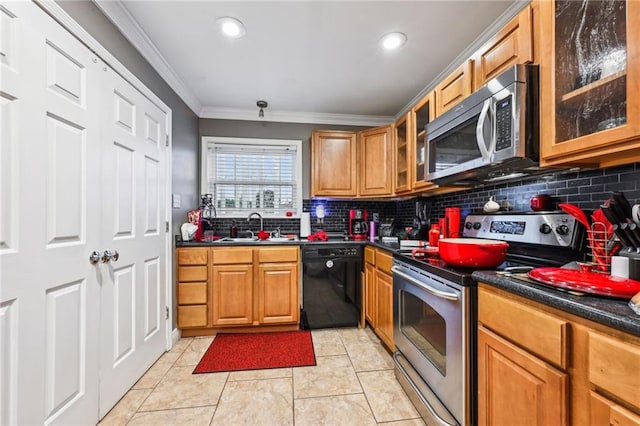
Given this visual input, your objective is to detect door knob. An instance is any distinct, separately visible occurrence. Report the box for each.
[89,250,102,264]
[101,250,119,263]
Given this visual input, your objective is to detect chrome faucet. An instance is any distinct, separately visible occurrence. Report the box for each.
[247,212,263,231]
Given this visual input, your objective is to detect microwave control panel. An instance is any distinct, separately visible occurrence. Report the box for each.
[495,95,513,151]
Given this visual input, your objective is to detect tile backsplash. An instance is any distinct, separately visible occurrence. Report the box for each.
[201,162,639,237]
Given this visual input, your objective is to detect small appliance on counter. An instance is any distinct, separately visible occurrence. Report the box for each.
[349,209,368,240]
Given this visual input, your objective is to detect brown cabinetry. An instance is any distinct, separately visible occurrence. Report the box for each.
[311,130,357,197]
[363,246,394,350]
[538,0,640,167]
[359,125,393,197]
[394,114,411,194]
[177,246,300,336]
[478,283,640,425]
[409,92,437,192]
[176,248,209,329]
[472,5,533,89]
[434,59,474,117]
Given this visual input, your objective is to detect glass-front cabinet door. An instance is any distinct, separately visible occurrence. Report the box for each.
[540,0,640,166]
[394,113,411,194]
[410,91,437,191]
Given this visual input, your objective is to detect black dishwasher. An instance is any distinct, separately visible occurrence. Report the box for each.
[301,244,362,329]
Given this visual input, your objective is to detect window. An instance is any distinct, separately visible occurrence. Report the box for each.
[200,137,302,218]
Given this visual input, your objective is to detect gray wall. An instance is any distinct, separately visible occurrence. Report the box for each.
[199,119,369,199]
[56,1,200,234]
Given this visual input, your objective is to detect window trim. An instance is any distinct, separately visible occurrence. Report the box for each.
[200,136,303,219]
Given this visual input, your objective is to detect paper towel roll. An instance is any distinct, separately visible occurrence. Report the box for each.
[300,212,311,237]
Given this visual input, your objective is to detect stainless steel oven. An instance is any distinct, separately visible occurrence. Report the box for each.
[392,259,473,426]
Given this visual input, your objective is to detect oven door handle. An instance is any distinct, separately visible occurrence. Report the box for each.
[391,267,460,301]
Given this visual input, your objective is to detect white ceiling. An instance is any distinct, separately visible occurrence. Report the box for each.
[96,0,524,125]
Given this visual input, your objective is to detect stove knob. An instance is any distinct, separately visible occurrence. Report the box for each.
[556,224,570,235]
[464,222,473,230]
[539,223,552,234]
[473,222,482,230]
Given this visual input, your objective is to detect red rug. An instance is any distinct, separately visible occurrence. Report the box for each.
[193,330,316,374]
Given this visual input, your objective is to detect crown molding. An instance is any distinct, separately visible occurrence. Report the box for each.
[94,0,202,115]
[200,106,394,126]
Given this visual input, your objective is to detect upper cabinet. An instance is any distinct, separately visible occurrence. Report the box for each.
[394,113,411,194]
[311,127,393,198]
[359,125,394,197]
[410,92,437,192]
[472,5,533,88]
[434,59,474,117]
[311,130,358,197]
[539,0,640,167]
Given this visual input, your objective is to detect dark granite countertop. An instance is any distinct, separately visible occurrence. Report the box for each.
[175,236,397,248]
[473,271,640,337]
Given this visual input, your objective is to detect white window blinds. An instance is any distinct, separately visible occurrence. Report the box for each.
[201,138,302,217]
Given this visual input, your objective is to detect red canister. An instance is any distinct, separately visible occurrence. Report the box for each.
[429,224,440,247]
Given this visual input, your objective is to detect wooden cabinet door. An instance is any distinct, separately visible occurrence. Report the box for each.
[359,125,393,197]
[410,91,437,192]
[211,264,253,326]
[311,130,357,196]
[539,0,640,167]
[434,59,474,117]
[364,263,377,326]
[375,270,394,350]
[589,391,640,426]
[394,114,411,194]
[257,262,299,324]
[478,326,568,426]
[473,5,533,88]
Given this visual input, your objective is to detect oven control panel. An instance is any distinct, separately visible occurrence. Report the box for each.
[463,213,579,247]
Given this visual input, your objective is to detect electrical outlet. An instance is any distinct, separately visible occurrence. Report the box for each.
[373,212,380,222]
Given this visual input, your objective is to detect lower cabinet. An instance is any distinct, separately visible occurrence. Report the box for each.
[177,246,299,336]
[364,246,394,350]
[478,283,640,425]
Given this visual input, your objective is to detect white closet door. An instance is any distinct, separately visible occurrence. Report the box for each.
[0,2,101,425]
[98,66,168,416]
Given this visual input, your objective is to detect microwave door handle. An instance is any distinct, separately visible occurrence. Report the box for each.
[476,98,492,162]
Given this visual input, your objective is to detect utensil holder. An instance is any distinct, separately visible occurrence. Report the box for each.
[588,221,620,272]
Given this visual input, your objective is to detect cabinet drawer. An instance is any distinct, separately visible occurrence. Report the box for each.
[588,331,640,410]
[177,248,208,265]
[212,247,253,264]
[258,246,298,263]
[375,249,393,274]
[177,266,208,282]
[177,282,207,305]
[177,305,207,328]
[478,287,568,369]
[589,391,640,425]
[364,246,375,265]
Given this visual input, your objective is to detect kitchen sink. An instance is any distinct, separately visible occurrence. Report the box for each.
[214,237,258,242]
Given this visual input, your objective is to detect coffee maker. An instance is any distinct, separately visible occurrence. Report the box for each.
[349,209,368,240]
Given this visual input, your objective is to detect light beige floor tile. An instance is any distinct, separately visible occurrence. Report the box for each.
[168,337,193,355]
[138,366,227,411]
[293,354,362,398]
[344,340,394,372]
[228,367,292,381]
[128,406,215,426]
[337,326,377,344]
[211,378,293,425]
[359,370,420,422]
[99,389,152,425]
[294,393,376,426]
[174,336,214,367]
[377,419,426,426]
[311,329,347,356]
[133,358,175,390]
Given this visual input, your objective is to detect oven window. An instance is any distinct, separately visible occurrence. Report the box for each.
[432,116,482,172]
[400,291,446,375]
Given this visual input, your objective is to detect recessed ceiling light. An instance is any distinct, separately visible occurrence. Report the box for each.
[216,17,246,39]
[380,32,407,50]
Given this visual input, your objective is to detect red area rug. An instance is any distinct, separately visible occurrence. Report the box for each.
[193,330,316,374]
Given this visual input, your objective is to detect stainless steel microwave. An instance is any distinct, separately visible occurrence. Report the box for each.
[425,64,540,185]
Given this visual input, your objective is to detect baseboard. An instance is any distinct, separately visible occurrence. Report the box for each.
[170,327,181,348]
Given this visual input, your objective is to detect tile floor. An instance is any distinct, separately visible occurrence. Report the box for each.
[99,326,425,425]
